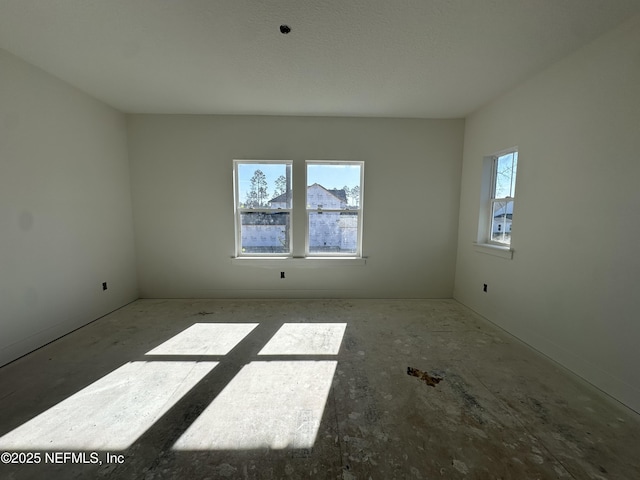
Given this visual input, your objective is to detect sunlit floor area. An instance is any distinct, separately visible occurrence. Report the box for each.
[0,299,639,479]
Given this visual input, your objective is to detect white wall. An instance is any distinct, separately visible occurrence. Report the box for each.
[128,115,464,298]
[0,49,138,366]
[454,17,640,413]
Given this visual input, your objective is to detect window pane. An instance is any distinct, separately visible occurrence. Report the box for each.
[491,200,513,244]
[494,152,518,198]
[308,212,358,254]
[240,212,290,254]
[307,164,361,209]
[237,163,292,209]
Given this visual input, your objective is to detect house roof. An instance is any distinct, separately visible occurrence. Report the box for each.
[269,184,347,204]
[269,191,290,204]
[307,184,348,204]
[327,188,348,204]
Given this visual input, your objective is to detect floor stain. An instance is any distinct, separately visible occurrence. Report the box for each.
[407,367,442,387]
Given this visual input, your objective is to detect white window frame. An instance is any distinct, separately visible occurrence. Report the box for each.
[475,148,518,257]
[305,161,364,257]
[487,148,520,248]
[233,160,292,257]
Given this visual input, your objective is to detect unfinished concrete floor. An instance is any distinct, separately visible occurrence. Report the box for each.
[0,299,638,479]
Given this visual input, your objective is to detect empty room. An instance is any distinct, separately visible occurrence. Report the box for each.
[1,1,639,479]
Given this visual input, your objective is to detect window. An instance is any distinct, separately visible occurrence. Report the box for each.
[233,160,364,258]
[306,161,364,256]
[488,150,518,246]
[234,161,292,256]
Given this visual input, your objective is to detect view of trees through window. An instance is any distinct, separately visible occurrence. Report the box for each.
[238,164,291,209]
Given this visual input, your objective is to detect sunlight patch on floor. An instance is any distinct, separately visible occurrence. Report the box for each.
[146,323,258,356]
[172,361,338,450]
[0,361,217,450]
[258,323,347,355]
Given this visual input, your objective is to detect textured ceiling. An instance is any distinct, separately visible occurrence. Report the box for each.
[1,0,639,118]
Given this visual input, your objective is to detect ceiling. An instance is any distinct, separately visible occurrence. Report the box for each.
[1,0,639,118]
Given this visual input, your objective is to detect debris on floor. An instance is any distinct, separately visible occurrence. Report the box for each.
[407,367,442,387]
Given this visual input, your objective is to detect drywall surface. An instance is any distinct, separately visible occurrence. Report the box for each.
[0,49,138,366]
[128,115,464,298]
[454,17,640,413]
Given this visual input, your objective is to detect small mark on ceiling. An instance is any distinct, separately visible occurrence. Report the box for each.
[280,24,291,34]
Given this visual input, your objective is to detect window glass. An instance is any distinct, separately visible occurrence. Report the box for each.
[491,200,513,244]
[489,150,518,246]
[494,152,518,199]
[237,163,291,209]
[240,212,290,254]
[307,164,361,209]
[308,212,359,254]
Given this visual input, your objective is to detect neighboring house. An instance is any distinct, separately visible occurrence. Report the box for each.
[492,202,513,235]
[268,191,292,210]
[269,183,348,209]
[305,184,355,252]
[240,212,288,252]
[309,211,358,252]
[305,183,347,209]
[242,184,357,252]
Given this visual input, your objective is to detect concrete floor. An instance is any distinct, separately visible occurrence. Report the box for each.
[0,299,638,479]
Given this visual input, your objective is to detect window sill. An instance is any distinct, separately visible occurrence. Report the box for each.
[231,257,366,268]
[473,243,513,259]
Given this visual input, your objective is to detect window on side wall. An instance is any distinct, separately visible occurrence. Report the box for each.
[487,150,518,246]
[306,161,364,256]
[234,160,292,256]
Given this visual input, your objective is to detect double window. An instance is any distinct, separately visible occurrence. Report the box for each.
[234,160,364,257]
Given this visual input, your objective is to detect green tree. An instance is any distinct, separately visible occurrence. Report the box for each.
[246,169,269,208]
[342,185,354,207]
[274,175,287,198]
[350,185,360,207]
